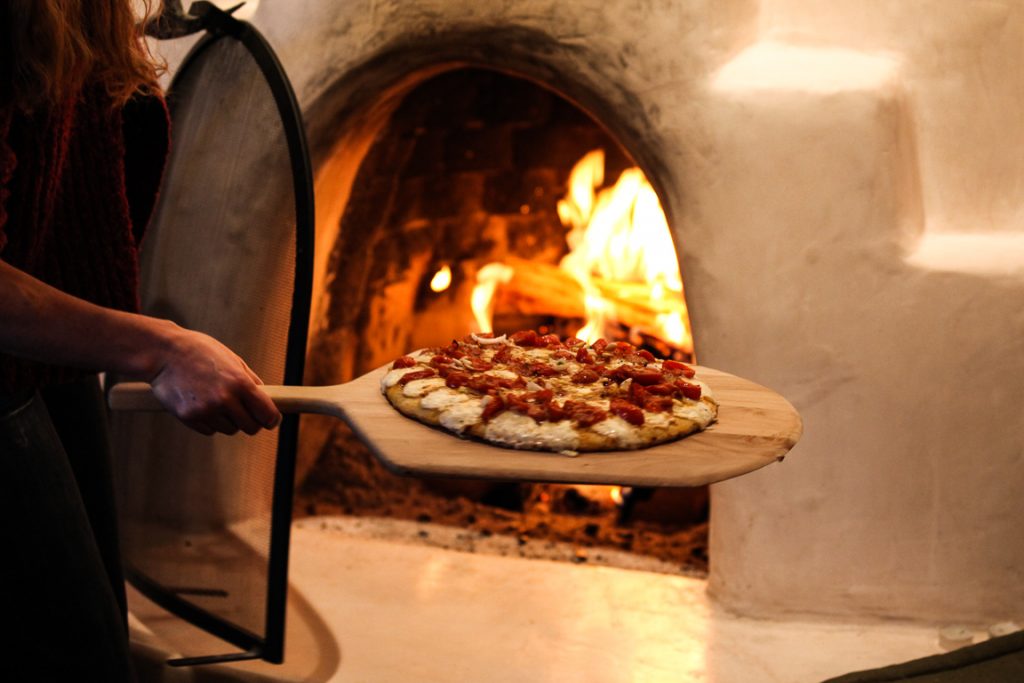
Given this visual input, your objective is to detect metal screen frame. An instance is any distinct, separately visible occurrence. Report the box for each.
[126,6,314,666]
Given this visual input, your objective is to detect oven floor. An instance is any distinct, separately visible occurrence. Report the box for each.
[129,516,951,682]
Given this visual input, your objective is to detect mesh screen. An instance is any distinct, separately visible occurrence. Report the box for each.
[111,34,299,640]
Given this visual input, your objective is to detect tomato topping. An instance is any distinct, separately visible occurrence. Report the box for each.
[508,360,531,377]
[628,381,647,406]
[629,368,664,386]
[644,383,675,396]
[575,346,594,364]
[443,340,465,358]
[392,356,416,369]
[608,341,635,356]
[466,375,490,393]
[529,362,561,377]
[444,370,470,388]
[493,344,514,363]
[663,360,696,378]
[523,388,554,403]
[527,404,550,421]
[564,337,587,349]
[481,395,506,421]
[610,398,645,426]
[591,338,608,353]
[571,368,600,384]
[505,393,529,412]
[563,400,607,427]
[477,374,527,390]
[462,357,494,372]
[397,369,436,385]
[637,349,656,362]
[506,389,555,422]
[510,330,540,347]
[552,349,575,360]
[602,365,632,383]
[547,401,569,421]
[538,333,563,348]
[644,396,674,413]
[429,355,455,368]
[674,380,702,400]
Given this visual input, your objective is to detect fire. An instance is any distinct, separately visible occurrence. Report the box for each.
[609,486,625,506]
[430,265,452,292]
[557,150,692,352]
[468,149,693,355]
[471,262,514,333]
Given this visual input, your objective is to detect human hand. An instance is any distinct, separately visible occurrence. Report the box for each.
[147,326,282,436]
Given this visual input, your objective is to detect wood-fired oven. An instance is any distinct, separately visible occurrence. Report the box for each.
[112,0,1024,679]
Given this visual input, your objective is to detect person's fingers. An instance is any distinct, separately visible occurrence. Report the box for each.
[205,413,239,436]
[148,336,280,434]
[221,395,264,435]
[241,384,281,429]
[182,418,216,436]
[237,359,263,386]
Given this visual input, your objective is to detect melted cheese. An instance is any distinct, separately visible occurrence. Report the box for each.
[381,367,420,390]
[488,369,518,380]
[644,411,672,429]
[439,399,484,433]
[592,416,643,448]
[402,377,447,398]
[484,412,580,451]
[421,387,468,410]
[672,399,715,425]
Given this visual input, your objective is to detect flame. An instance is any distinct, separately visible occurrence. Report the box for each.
[471,262,515,333]
[466,150,692,355]
[609,486,625,506]
[557,150,693,352]
[430,265,452,292]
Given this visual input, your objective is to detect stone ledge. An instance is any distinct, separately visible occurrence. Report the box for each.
[128,519,949,682]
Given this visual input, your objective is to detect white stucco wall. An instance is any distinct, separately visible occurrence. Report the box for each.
[759,0,1024,235]
[700,2,1024,623]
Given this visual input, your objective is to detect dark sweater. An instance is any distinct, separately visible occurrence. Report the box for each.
[0,86,169,394]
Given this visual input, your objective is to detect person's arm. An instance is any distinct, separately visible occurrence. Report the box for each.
[0,258,281,435]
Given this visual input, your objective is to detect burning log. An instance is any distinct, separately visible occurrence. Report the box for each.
[493,257,585,319]
[492,256,692,352]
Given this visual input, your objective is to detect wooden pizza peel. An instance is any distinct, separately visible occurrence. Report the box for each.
[108,364,802,487]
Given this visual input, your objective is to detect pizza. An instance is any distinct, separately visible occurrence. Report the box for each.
[379,330,718,454]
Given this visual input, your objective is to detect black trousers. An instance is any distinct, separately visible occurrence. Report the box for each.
[0,376,134,682]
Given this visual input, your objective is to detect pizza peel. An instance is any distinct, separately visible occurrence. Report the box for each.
[108,364,802,487]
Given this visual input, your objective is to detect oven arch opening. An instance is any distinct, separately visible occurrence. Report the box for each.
[298,62,706,576]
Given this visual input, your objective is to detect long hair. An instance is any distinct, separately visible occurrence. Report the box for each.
[0,0,163,112]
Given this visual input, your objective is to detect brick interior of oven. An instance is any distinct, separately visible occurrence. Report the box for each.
[296,68,709,575]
